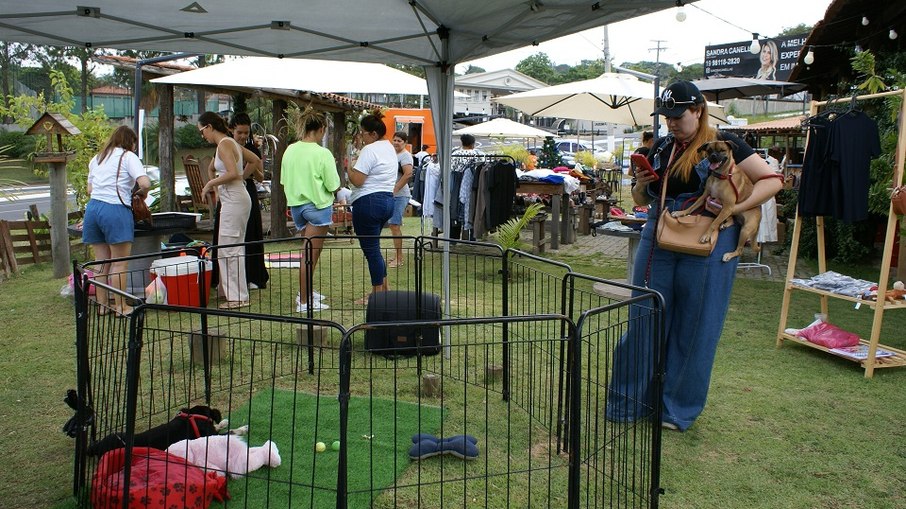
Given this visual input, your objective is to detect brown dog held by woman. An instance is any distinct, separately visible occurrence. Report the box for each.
[672,140,761,262]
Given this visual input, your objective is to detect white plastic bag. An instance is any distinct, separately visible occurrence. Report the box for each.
[145,278,168,305]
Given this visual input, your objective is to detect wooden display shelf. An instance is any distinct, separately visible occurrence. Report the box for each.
[787,283,906,310]
[778,333,906,369]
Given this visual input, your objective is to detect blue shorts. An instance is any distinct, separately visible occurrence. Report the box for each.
[81,199,135,244]
[290,202,333,229]
[388,196,409,225]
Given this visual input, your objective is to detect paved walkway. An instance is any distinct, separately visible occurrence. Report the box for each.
[541,230,808,282]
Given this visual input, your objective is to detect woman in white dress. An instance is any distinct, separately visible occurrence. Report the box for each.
[198,111,261,309]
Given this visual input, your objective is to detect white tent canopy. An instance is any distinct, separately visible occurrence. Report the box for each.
[152,57,430,95]
[453,118,552,140]
[0,0,683,316]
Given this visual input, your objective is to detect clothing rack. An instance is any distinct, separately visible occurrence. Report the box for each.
[776,88,906,377]
[427,153,517,239]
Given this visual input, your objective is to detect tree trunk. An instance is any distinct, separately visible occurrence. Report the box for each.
[158,84,175,211]
[1,43,11,124]
[195,56,207,115]
[269,100,290,238]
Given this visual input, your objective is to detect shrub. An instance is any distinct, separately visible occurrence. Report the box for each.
[0,129,36,158]
[174,123,207,149]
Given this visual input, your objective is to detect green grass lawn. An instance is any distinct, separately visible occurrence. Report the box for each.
[2,229,906,509]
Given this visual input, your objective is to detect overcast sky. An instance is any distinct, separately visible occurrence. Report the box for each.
[458,0,834,73]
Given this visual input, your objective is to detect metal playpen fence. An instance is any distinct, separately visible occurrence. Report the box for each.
[69,236,665,508]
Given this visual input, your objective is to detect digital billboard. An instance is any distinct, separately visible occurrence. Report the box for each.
[704,34,808,81]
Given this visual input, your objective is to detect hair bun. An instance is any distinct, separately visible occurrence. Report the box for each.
[369,109,385,121]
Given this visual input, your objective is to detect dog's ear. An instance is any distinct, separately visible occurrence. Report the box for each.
[210,408,223,423]
[697,142,711,153]
[724,139,738,150]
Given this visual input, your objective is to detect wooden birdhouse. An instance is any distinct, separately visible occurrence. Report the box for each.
[26,112,81,163]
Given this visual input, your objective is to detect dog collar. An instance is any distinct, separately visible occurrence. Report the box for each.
[177,411,213,439]
[708,159,741,202]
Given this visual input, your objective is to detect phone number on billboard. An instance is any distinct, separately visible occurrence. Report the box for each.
[706,58,741,66]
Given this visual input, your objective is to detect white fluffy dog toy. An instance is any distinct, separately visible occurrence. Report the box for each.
[166,434,281,479]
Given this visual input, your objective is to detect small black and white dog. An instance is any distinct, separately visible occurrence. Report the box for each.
[87,405,229,457]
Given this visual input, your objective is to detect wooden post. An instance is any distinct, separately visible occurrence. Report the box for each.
[421,373,440,397]
[157,84,175,211]
[269,99,290,238]
[48,161,71,278]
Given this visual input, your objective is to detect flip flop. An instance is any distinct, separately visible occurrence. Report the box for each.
[218,300,250,309]
[408,436,479,461]
[387,259,404,268]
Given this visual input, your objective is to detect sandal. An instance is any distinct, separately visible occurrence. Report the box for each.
[218,300,250,309]
[354,295,370,306]
[387,259,404,269]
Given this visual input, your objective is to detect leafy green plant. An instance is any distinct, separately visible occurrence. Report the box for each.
[491,202,545,250]
[850,50,886,94]
[174,123,206,150]
[574,150,597,168]
[0,129,36,158]
[493,143,530,166]
[0,69,113,209]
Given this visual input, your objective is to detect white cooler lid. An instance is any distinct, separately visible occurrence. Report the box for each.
[150,256,212,277]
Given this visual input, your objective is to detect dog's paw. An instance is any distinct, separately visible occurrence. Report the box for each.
[229,424,249,436]
[722,252,739,262]
[214,419,230,432]
[699,234,712,244]
[671,211,686,218]
[265,440,282,468]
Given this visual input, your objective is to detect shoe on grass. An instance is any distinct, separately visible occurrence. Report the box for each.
[296,300,329,313]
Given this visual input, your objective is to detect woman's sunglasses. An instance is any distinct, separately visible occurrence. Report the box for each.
[655,97,696,109]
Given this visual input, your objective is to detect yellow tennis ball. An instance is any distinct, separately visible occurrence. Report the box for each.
[315,441,326,453]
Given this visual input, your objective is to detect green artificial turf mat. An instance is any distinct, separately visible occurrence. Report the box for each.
[216,389,443,508]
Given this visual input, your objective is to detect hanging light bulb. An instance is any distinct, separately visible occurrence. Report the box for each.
[862,16,869,26]
[803,48,815,65]
[890,29,899,40]
[674,62,684,72]
[675,6,687,22]
[750,33,761,54]
[855,43,863,53]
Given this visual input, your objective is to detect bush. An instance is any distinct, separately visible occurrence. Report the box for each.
[174,124,207,150]
[0,129,36,158]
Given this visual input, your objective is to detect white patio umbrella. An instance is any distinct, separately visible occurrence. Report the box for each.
[495,72,656,126]
[690,77,807,102]
[453,118,553,140]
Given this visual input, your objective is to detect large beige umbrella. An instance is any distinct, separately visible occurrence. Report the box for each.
[496,72,656,126]
[453,117,553,140]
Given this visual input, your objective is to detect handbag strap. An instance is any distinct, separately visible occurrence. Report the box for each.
[113,150,131,210]
[658,143,680,212]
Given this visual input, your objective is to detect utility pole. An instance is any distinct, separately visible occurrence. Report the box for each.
[602,25,612,73]
[649,40,668,78]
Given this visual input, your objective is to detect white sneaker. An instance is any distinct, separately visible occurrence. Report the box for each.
[296,300,329,313]
[295,291,325,308]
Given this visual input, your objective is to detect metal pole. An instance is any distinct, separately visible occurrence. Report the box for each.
[133,53,200,134]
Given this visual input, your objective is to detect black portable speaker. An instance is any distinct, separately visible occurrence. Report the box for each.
[364,290,442,358]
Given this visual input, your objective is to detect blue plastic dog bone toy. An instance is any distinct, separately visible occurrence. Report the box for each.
[411,433,477,445]
[408,434,479,460]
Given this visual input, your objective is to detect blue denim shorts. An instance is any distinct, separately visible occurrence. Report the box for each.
[81,199,135,244]
[388,196,409,226]
[290,202,333,229]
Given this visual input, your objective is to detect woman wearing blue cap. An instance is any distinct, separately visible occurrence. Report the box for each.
[606,80,782,431]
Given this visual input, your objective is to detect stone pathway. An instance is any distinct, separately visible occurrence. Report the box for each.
[540,230,810,282]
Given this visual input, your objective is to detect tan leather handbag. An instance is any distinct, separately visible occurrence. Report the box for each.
[654,146,717,256]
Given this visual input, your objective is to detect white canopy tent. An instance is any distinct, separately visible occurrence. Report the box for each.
[453,118,552,140]
[0,0,685,320]
[151,57,430,95]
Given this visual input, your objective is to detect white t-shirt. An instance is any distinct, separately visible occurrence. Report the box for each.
[350,139,397,204]
[395,150,413,198]
[88,148,147,205]
[335,187,352,204]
